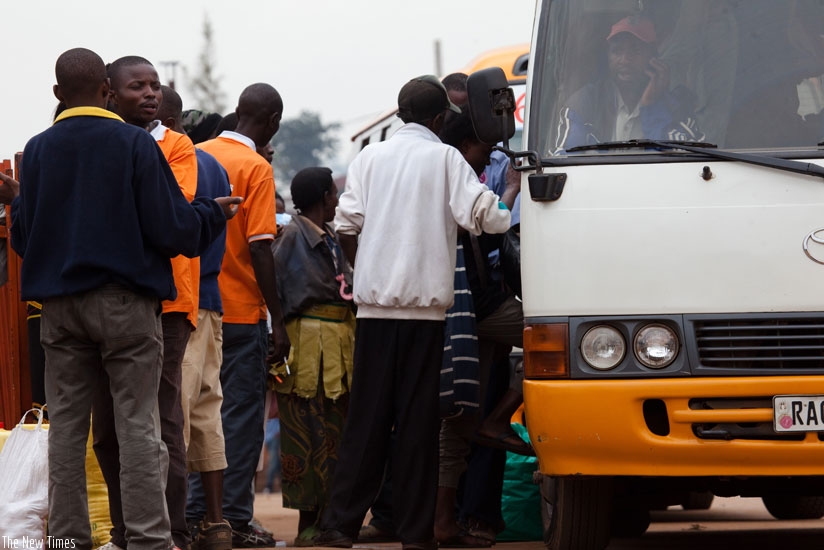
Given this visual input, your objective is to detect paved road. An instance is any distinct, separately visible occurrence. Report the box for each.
[255,493,824,548]
[607,497,824,550]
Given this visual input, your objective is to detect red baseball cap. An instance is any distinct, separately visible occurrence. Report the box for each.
[607,16,657,44]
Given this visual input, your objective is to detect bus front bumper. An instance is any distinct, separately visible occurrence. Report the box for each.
[523,376,824,477]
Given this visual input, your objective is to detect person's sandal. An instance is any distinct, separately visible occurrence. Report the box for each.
[312,529,353,548]
[464,517,501,545]
[293,525,320,547]
[357,523,399,543]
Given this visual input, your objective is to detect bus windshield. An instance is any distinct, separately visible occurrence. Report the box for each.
[530,0,824,158]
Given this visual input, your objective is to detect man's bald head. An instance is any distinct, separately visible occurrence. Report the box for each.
[237,83,283,123]
[157,85,184,133]
[235,83,283,145]
[157,85,182,121]
[54,48,108,105]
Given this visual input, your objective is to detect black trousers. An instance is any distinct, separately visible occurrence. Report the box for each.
[321,318,444,545]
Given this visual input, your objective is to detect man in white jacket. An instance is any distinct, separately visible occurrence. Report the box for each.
[314,75,511,550]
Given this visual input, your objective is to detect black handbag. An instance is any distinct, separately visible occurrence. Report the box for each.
[499,225,522,298]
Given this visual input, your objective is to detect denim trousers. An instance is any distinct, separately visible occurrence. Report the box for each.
[187,320,268,528]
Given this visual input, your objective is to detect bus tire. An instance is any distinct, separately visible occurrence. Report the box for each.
[681,491,715,510]
[540,475,612,550]
[610,500,651,538]
[762,495,824,520]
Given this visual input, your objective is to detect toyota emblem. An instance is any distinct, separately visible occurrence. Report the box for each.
[803,228,824,265]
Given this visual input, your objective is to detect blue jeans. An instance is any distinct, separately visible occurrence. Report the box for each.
[187,321,268,528]
[264,418,281,491]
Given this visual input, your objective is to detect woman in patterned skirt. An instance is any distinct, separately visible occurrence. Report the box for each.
[270,167,355,546]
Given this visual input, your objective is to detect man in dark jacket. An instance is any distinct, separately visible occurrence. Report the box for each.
[10,47,238,550]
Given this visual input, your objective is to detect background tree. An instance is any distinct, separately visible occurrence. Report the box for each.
[187,14,227,113]
[271,111,340,183]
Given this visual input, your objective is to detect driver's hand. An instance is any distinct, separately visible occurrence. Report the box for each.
[640,58,670,106]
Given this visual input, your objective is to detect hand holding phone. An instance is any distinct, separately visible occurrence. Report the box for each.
[640,58,670,106]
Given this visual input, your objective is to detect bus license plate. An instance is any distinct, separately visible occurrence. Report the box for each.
[774,395,824,432]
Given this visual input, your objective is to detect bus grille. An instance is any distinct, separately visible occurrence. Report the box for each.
[694,318,824,370]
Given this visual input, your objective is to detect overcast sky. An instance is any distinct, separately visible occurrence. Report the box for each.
[2,0,536,170]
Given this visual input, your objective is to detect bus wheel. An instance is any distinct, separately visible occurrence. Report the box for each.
[610,499,651,538]
[540,475,612,550]
[762,495,824,520]
[681,491,714,511]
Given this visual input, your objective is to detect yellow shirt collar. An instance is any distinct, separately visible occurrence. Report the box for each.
[53,106,124,125]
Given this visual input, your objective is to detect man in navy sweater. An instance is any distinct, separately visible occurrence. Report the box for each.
[9,47,240,550]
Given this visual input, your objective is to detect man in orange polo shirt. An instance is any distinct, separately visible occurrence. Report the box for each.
[93,56,202,550]
[195,83,289,547]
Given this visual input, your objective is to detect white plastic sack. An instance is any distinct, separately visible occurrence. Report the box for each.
[0,408,48,541]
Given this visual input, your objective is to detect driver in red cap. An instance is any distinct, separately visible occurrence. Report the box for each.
[555,14,704,151]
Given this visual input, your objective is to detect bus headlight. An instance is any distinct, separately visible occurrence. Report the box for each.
[581,325,625,370]
[634,324,679,368]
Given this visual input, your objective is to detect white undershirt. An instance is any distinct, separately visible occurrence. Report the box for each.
[614,92,642,141]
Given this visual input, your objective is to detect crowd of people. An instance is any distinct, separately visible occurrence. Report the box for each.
[0,46,529,550]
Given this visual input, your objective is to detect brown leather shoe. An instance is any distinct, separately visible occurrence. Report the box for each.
[192,520,232,550]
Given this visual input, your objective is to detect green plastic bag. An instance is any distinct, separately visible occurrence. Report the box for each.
[497,423,542,541]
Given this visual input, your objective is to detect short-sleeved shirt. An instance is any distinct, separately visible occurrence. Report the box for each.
[198,131,277,324]
[152,124,200,327]
[194,149,231,314]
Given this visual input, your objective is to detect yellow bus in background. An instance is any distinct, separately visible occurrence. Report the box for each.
[347,44,529,158]
[465,43,529,83]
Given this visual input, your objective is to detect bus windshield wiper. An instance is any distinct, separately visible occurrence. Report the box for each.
[566,139,824,180]
[566,139,717,152]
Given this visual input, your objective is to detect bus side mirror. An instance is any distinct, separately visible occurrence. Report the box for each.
[467,67,516,146]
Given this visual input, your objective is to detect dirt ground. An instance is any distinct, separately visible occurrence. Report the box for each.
[251,490,299,545]
[251,490,543,550]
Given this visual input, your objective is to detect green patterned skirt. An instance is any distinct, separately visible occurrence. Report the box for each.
[277,387,348,511]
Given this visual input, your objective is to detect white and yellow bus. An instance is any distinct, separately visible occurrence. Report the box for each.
[471,2,824,549]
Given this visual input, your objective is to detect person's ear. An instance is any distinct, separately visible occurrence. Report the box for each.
[100,78,111,101]
[431,111,446,134]
[108,83,118,105]
[52,84,63,102]
[268,112,282,138]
